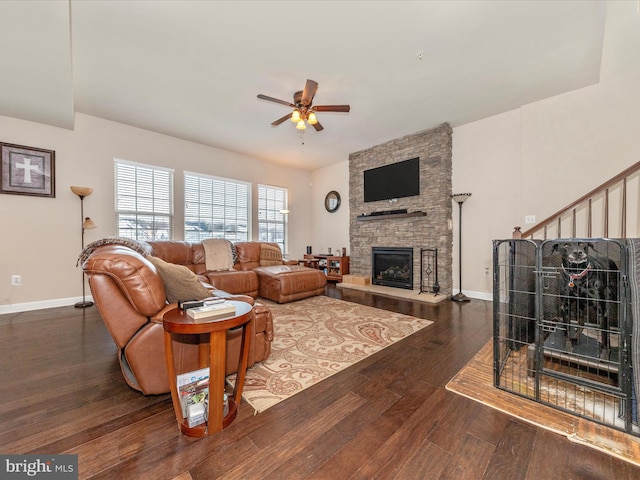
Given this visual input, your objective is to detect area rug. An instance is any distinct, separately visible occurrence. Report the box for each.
[446,341,640,466]
[228,295,433,413]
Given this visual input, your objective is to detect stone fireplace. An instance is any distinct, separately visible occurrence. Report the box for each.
[348,123,453,294]
[371,247,413,289]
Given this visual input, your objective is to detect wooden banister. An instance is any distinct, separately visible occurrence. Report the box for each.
[514,160,640,239]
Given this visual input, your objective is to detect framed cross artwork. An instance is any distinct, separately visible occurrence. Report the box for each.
[0,142,55,198]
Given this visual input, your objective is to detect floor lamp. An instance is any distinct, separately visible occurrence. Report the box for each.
[451,193,472,302]
[71,186,97,308]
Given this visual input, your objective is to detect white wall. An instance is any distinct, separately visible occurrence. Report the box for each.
[309,2,640,300]
[0,113,311,312]
[310,161,350,256]
[451,110,522,298]
[452,1,640,299]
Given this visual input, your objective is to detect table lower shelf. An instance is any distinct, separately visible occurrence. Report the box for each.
[177,397,238,437]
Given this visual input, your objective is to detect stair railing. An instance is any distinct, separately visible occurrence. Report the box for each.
[513,160,640,240]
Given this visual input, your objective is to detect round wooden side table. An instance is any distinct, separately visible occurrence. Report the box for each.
[162,300,253,437]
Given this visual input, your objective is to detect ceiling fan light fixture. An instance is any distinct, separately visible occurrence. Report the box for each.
[258,79,350,132]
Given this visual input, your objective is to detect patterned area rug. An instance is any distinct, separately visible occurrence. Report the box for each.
[228,295,433,413]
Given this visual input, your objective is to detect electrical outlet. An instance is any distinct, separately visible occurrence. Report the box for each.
[525,215,536,224]
[484,267,490,276]
[11,275,22,286]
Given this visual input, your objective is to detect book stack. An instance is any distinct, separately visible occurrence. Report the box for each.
[176,368,230,427]
[186,301,236,321]
[177,368,209,427]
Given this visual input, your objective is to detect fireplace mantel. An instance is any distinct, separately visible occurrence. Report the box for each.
[356,211,426,221]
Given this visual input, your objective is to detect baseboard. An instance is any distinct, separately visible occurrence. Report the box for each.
[338,281,492,304]
[0,289,492,315]
[0,295,94,314]
[463,290,493,301]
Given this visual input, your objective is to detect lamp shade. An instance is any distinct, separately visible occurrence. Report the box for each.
[451,193,472,204]
[70,186,93,197]
[83,217,97,230]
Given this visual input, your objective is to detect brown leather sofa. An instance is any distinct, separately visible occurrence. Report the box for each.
[147,241,327,303]
[82,244,274,395]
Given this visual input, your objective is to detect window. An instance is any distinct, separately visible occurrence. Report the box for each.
[114,160,173,241]
[184,172,250,243]
[258,184,288,253]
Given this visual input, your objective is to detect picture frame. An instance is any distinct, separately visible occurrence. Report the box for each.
[0,142,55,197]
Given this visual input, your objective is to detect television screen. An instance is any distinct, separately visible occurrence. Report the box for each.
[364,157,420,203]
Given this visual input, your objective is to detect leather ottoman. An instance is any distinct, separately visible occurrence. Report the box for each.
[253,265,327,303]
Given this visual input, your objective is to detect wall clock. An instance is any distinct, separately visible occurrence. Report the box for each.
[324,191,341,213]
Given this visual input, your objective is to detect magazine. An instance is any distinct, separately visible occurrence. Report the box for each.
[176,368,210,422]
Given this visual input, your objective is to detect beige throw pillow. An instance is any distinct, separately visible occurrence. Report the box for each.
[146,255,211,303]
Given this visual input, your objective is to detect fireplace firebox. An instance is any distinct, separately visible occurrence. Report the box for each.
[371,247,413,289]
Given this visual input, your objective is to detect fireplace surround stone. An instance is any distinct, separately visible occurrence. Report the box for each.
[348,123,453,295]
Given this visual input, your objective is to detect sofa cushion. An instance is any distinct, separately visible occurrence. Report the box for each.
[259,242,283,266]
[234,241,261,269]
[147,241,194,266]
[146,255,211,303]
[202,270,259,298]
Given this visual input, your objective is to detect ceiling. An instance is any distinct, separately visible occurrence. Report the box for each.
[0,1,607,171]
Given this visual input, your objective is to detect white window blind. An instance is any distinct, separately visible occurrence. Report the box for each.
[184,172,250,243]
[114,160,173,241]
[258,184,288,253]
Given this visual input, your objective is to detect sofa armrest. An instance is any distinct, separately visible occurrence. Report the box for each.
[150,303,179,323]
[210,291,255,305]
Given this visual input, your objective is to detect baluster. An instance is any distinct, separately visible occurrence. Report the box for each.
[622,177,627,238]
[604,188,609,237]
[588,198,592,237]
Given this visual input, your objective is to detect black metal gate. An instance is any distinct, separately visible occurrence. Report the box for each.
[493,238,637,435]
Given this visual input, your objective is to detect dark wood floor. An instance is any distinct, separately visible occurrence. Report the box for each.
[1,285,639,479]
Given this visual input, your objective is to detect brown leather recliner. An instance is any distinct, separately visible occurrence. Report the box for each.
[82,244,273,395]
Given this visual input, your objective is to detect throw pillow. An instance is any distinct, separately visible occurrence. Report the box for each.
[259,243,283,266]
[146,255,211,303]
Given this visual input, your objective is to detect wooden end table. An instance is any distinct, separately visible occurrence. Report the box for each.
[162,300,253,437]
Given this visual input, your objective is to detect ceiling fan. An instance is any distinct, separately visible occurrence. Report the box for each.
[257,79,350,131]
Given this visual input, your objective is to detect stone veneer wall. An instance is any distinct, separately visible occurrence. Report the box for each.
[349,123,453,294]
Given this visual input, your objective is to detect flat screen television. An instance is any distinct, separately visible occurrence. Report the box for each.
[364,157,420,203]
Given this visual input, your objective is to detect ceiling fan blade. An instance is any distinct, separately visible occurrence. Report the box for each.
[300,79,318,106]
[313,105,351,112]
[271,113,293,126]
[257,94,295,108]
[311,121,324,132]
